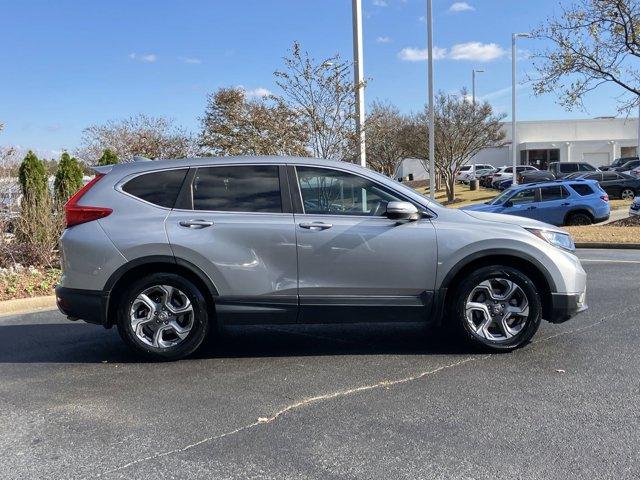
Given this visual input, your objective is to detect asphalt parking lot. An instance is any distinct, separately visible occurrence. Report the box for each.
[1,249,639,480]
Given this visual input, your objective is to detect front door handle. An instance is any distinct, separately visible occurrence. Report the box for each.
[526,206,537,210]
[561,202,570,206]
[179,219,214,228]
[299,221,333,230]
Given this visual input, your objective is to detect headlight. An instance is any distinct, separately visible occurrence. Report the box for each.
[525,228,575,252]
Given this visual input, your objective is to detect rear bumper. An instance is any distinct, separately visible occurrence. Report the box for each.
[55,286,108,326]
[546,292,587,324]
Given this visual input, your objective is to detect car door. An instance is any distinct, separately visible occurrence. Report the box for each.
[165,164,298,324]
[291,165,438,323]
[599,172,620,198]
[535,185,571,226]
[501,187,539,219]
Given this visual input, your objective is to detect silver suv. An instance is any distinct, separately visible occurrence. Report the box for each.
[56,157,587,360]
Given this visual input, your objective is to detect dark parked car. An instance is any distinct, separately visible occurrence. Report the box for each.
[572,171,640,200]
[601,156,638,171]
[517,170,556,184]
[548,162,598,178]
[612,159,640,174]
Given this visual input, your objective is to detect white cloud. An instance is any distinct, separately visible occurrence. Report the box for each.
[376,36,391,43]
[398,46,447,61]
[373,0,387,6]
[449,2,474,12]
[129,52,157,63]
[180,57,202,64]
[449,42,506,61]
[243,87,272,98]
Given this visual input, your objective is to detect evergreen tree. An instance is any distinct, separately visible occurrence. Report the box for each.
[54,152,84,204]
[18,150,48,201]
[97,148,119,166]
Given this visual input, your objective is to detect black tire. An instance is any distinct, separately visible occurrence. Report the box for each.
[116,273,210,361]
[566,212,592,226]
[448,265,542,352]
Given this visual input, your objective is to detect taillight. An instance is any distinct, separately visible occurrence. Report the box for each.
[64,173,113,228]
[600,194,609,202]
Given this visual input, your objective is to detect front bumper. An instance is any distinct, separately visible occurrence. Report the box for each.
[55,286,108,326]
[546,291,587,324]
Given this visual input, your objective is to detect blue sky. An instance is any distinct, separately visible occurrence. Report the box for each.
[0,0,626,157]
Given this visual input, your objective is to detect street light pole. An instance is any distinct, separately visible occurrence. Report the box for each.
[471,69,484,181]
[352,0,366,167]
[511,33,529,186]
[427,0,435,199]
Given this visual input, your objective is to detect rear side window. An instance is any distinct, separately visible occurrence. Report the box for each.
[540,186,569,201]
[122,169,188,208]
[561,164,579,173]
[570,183,595,196]
[602,172,619,181]
[579,163,596,171]
[192,165,282,213]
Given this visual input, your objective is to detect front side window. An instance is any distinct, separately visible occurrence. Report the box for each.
[579,163,596,171]
[192,165,282,213]
[296,166,403,216]
[122,169,188,208]
[509,188,536,205]
[561,163,580,173]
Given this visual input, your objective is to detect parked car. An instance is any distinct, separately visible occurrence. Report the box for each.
[630,196,640,216]
[462,179,610,226]
[612,159,640,174]
[455,164,496,182]
[56,156,587,360]
[548,162,598,179]
[601,156,638,171]
[458,166,497,184]
[496,178,513,190]
[479,168,503,187]
[571,171,640,200]
[490,166,538,188]
[518,170,556,184]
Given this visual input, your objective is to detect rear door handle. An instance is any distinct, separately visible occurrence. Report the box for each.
[561,202,570,206]
[526,206,537,210]
[179,219,214,228]
[299,221,333,230]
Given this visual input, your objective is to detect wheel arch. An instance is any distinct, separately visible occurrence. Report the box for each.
[437,250,556,324]
[563,208,593,225]
[104,256,218,328]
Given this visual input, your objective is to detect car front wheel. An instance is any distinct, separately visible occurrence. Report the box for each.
[116,273,210,361]
[449,266,542,351]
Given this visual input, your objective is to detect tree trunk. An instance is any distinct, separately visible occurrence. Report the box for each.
[446,174,456,202]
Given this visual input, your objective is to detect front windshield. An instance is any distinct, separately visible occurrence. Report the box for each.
[487,188,514,205]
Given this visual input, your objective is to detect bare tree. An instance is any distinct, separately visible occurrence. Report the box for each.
[531,0,640,114]
[199,87,308,156]
[274,41,361,160]
[402,90,506,202]
[77,114,198,163]
[364,101,412,177]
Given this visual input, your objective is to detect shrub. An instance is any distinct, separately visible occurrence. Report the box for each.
[97,148,119,166]
[54,152,84,204]
[18,151,47,201]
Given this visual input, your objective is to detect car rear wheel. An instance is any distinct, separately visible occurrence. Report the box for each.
[621,188,635,200]
[449,266,542,352]
[116,273,209,361]
[566,212,592,226]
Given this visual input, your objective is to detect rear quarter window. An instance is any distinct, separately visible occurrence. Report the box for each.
[569,183,595,196]
[122,169,188,208]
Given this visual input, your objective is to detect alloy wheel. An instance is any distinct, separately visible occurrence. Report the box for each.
[621,188,635,200]
[129,285,194,348]
[465,278,530,342]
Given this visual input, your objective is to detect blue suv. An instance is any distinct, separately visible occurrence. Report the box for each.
[462,180,610,226]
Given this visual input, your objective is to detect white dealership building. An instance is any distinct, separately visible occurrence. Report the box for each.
[395,116,640,181]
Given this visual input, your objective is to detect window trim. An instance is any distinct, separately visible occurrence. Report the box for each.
[175,163,291,215]
[116,167,190,210]
[289,164,431,219]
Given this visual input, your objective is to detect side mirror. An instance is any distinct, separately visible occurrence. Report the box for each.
[386,201,420,222]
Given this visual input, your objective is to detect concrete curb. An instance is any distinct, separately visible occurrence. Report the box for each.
[576,243,640,249]
[0,295,57,317]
